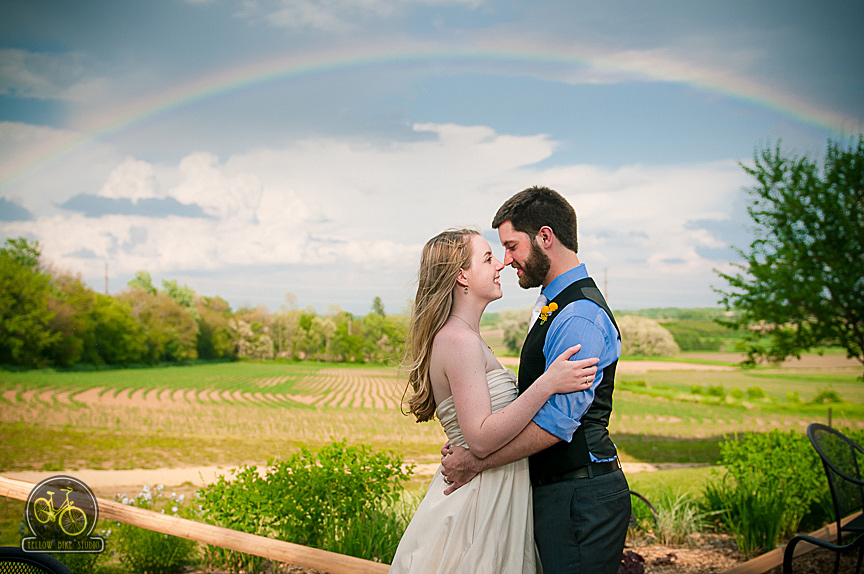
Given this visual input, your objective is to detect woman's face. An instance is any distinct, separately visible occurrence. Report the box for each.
[462,235,505,301]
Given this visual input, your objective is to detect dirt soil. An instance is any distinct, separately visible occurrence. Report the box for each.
[195,538,863,574]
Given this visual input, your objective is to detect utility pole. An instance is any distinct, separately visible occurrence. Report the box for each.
[604,268,608,302]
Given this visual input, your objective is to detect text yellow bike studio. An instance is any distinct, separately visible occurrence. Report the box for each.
[23,476,104,553]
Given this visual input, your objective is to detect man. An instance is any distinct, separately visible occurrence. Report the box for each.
[441,186,630,574]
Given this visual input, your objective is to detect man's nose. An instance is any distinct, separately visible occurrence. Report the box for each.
[503,252,513,266]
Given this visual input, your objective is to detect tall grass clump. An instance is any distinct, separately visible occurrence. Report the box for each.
[703,474,785,557]
[651,490,706,545]
[112,485,199,574]
[198,439,413,571]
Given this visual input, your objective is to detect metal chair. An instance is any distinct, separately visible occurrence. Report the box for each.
[0,547,74,574]
[783,423,864,574]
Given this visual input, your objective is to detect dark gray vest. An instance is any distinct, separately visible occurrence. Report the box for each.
[518,277,619,483]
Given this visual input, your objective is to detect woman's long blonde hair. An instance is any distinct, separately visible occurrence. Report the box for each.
[402,228,479,422]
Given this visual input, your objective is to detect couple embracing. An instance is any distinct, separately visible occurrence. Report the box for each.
[390,187,630,574]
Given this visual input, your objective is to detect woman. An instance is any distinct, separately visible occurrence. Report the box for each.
[390,229,598,574]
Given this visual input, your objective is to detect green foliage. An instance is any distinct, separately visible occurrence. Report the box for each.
[119,289,199,362]
[195,296,237,360]
[197,440,413,568]
[0,240,58,366]
[112,485,199,574]
[128,270,157,295]
[162,279,200,320]
[498,307,529,354]
[703,428,864,554]
[716,135,864,373]
[718,430,824,537]
[746,386,766,400]
[702,473,785,557]
[662,319,740,351]
[371,296,386,316]
[650,491,706,545]
[811,389,842,404]
[618,315,680,357]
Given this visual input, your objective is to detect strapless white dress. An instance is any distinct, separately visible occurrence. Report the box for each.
[389,368,540,574]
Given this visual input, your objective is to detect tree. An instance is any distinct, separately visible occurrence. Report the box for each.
[617,315,680,357]
[716,136,864,372]
[0,238,58,366]
[371,296,386,317]
[119,289,199,362]
[498,307,530,355]
[196,296,237,360]
[128,270,157,295]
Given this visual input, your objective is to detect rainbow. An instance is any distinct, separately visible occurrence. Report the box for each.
[2,42,856,187]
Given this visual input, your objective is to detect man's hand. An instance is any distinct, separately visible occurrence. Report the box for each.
[441,444,482,495]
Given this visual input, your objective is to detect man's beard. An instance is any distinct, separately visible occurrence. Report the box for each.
[517,240,551,289]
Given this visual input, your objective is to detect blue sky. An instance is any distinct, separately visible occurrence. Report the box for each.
[1,0,862,315]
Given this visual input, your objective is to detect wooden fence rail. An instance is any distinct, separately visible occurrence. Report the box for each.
[0,475,389,574]
[720,511,862,574]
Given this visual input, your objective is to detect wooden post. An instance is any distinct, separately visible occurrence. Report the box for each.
[0,475,389,574]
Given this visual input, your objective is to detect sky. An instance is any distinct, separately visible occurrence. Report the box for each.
[1,0,862,316]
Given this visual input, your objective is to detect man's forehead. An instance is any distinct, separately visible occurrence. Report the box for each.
[497,222,527,243]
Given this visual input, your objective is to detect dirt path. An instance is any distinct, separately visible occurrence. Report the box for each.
[497,356,735,373]
[1,460,693,492]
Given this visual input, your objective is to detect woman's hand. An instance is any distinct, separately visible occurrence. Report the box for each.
[541,344,599,395]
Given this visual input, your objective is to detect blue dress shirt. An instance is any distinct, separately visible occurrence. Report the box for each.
[530,265,621,460]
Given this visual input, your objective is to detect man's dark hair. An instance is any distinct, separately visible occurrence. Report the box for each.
[492,186,578,253]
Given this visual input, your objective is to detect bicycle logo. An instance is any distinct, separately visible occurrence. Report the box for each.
[33,486,88,536]
[23,476,104,553]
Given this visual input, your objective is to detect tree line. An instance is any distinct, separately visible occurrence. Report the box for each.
[0,239,407,368]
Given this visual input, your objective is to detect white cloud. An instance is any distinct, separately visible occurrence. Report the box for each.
[251,0,482,31]
[0,49,110,102]
[99,158,159,202]
[1,122,751,311]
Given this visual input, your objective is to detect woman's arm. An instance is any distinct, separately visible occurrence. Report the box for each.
[441,331,597,459]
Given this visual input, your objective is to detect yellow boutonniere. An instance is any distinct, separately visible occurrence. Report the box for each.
[539,302,558,324]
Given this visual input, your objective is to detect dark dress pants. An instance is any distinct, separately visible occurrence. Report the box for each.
[532,468,630,574]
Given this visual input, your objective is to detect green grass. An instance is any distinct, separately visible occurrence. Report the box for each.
[627,466,718,499]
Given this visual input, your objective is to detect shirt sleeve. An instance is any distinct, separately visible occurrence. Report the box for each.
[530,300,619,442]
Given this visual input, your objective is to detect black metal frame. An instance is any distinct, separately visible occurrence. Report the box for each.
[783,423,864,574]
[0,547,74,574]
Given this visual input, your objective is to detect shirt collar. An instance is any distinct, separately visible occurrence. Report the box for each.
[541,264,588,301]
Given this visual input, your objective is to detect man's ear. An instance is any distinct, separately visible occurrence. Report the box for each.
[536,226,554,249]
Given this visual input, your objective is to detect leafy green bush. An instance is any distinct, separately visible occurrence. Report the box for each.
[746,386,766,400]
[703,428,864,555]
[198,440,413,570]
[718,430,824,537]
[811,390,843,404]
[112,485,199,574]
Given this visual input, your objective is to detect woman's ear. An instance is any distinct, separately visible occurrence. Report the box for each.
[455,268,469,288]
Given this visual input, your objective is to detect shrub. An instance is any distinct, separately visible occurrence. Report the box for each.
[704,428,864,555]
[618,316,681,357]
[112,485,199,574]
[198,440,413,569]
[811,390,842,404]
[718,430,824,537]
[746,386,766,400]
